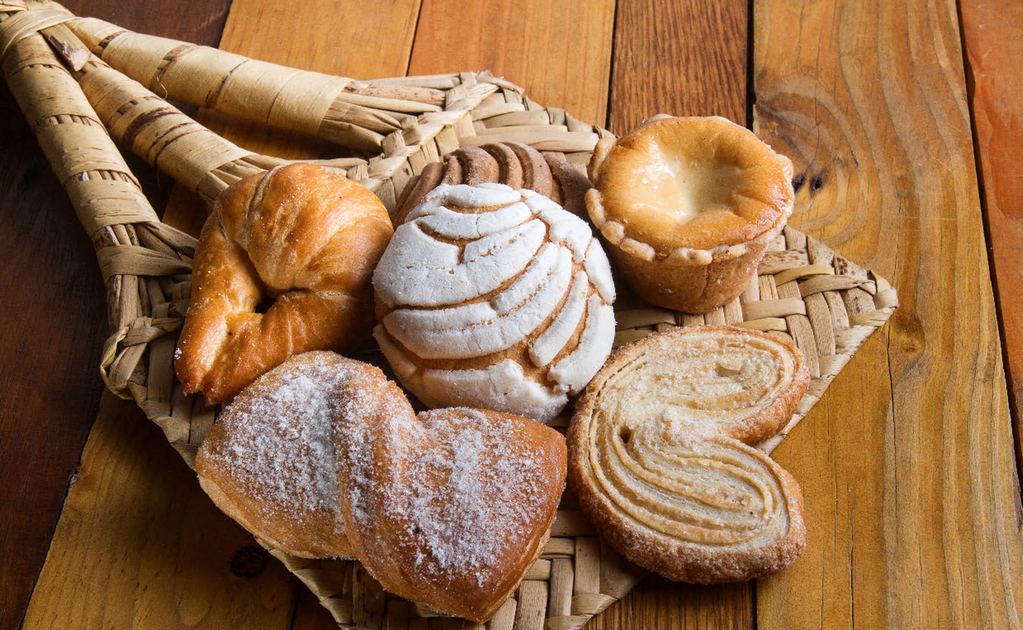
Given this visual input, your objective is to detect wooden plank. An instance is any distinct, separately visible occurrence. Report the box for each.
[22,393,299,629]
[408,0,615,129]
[220,0,418,76]
[0,101,107,630]
[594,1,754,628]
[608,0,748,133]
[0,2,230,629]
[594,578,753,630]
[960,0,1023,475]
[752,0,1023,628]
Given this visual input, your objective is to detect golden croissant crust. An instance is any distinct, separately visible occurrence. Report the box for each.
[175,163,393,404]
[196,351,567,623]
[568,325,809,583]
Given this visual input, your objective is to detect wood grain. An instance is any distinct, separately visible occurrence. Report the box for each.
[0,1,230,628]
[960,0,1023,474]
[408,0,615,129]
[608,0,748,133]
[22,393,299,629]
[752,0,1023,627]
[0,83,107,630]
[592,2,754,628]
[11,1,1019,629]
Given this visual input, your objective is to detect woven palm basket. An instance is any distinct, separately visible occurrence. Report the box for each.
[1,3,898,629]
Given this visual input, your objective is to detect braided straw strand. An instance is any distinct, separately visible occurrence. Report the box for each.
[0,4,194,408]
[65,10,478,152]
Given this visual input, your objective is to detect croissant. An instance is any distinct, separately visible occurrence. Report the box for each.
[568,325,809,583]
[175,163,394,405]
[196,351,567,622]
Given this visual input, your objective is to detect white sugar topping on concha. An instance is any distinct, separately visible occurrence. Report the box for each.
[373,183,617,424]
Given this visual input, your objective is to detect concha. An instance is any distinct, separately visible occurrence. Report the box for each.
[373,183,616,424]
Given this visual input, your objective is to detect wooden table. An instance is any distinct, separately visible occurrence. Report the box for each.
[2,0,1021,628]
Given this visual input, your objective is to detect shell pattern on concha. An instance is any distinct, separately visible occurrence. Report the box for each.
[373,183,617,424]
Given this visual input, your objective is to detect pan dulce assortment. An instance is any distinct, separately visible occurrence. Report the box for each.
[177,117,806,620]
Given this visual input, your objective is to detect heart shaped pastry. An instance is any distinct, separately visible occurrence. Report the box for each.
[568,325,809,583]
[195,351,566,622]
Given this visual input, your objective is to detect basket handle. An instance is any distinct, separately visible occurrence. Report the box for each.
[1,3,195,400]
[66,10,441,152]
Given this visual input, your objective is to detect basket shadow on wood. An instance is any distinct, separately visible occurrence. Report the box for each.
[0,3,897,629]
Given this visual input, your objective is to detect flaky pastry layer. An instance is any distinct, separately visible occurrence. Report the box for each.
[568,325,809,583]
[175,163,394,404]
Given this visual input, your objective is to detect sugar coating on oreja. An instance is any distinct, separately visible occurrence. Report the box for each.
[373,183,617,424]
[567,325,810,583]
[196,351,567,623]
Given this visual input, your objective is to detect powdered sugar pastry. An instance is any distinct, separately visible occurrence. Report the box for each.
[194,351,567,623]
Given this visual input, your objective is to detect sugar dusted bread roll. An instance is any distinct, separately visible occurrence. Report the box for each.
[196,351,567,623]
[373,183,617,424]
[586,115,794,313]
[195,352,362,560]
[175,163,394,405]
[567,325,809,583]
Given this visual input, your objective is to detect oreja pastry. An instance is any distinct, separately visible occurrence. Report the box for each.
[586,115,794,313]
[373,183,617,424]
[567,325,809,583]
[175,163,394,404]
[196,351,567,623]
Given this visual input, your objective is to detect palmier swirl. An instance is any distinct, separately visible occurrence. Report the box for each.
[568,325,809,583]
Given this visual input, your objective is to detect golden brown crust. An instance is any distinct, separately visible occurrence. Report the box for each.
[567,325,809,583]
[174,163,394,405]
[543,152,592,219]
[339,405,566,622]
[586,116,794,313]
[194,351,371,559]
[195,351,566,623]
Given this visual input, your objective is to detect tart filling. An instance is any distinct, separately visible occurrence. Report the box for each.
[587,115,794,259]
